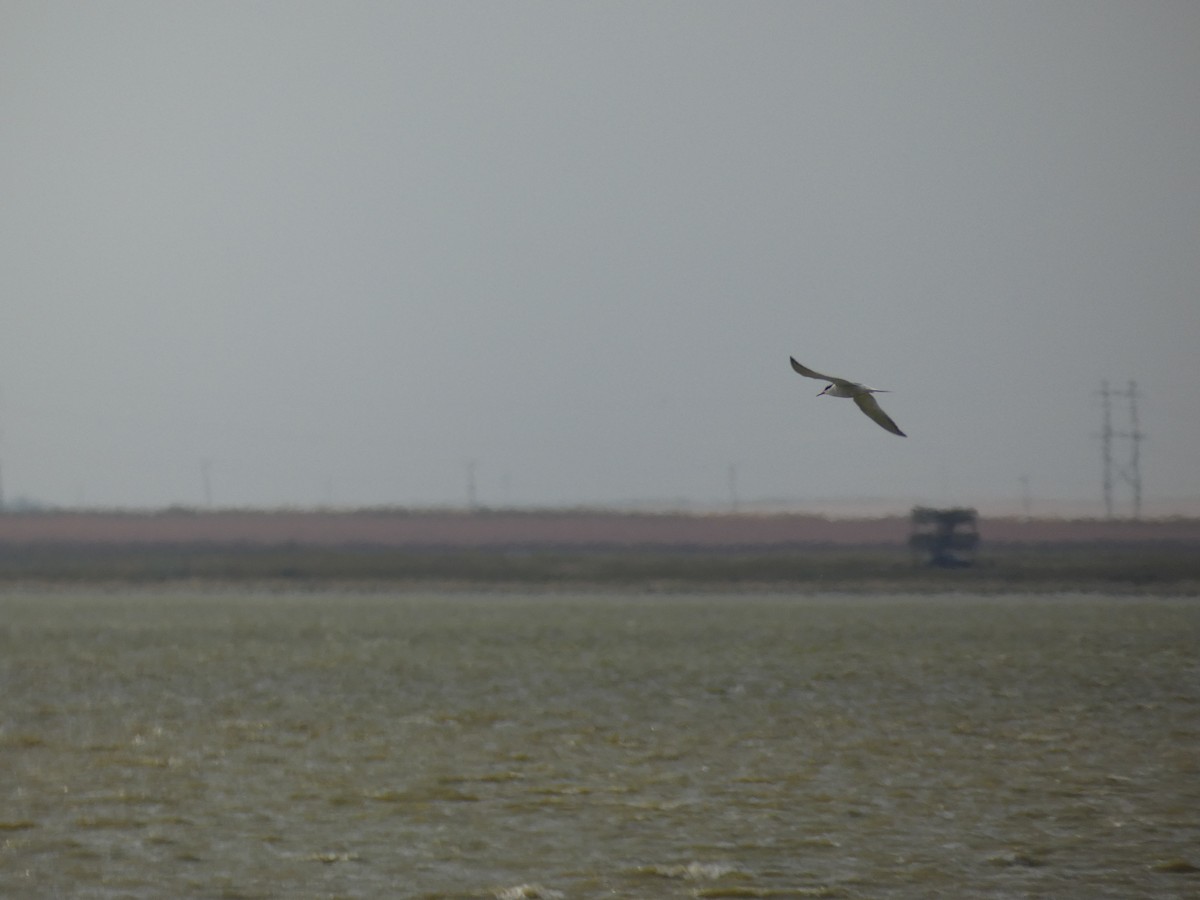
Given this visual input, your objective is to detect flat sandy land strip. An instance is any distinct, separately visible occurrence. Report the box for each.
[2,509,1199,547]
[1,510,1197,591]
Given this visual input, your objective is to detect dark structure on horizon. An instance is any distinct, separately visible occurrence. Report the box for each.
[909,507,979,568]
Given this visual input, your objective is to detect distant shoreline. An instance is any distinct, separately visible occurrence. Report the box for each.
[0,509,1197,593]
[1,507,1198,549]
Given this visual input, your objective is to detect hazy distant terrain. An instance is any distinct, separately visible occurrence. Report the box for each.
[1,510,1197,590]
[2,509,1199,548]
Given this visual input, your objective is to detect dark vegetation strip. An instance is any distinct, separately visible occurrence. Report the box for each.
[0,543,1197,591]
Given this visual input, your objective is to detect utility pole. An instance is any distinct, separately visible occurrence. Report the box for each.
[0,386,5,513]
[201,459,213,508]
[1097,381,1114,518]
[727,463,739,513]
[1118,380,1144,520]
[1096,380,1145,519]
[465,460,478,510]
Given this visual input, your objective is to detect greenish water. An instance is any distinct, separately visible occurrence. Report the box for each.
[2,589,1198,898]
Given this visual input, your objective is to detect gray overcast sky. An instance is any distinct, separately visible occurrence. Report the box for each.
[3,1,1198,513]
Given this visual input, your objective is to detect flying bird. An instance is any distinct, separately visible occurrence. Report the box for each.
[789,357,906,437]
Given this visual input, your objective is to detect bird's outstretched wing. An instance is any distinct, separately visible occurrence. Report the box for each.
[854,393,907,437]
[790,357,839,382]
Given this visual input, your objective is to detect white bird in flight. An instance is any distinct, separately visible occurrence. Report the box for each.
[789,357,906,437]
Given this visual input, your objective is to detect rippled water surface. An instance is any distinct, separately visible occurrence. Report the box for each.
[2,589,1198,898]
